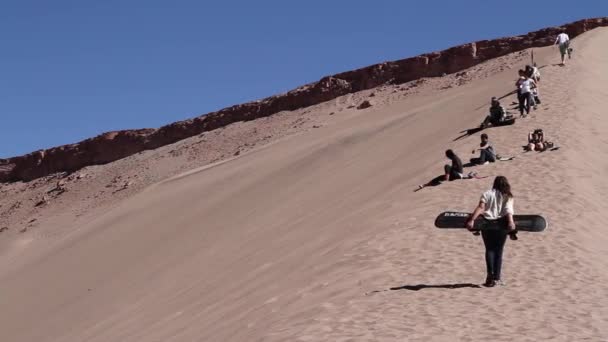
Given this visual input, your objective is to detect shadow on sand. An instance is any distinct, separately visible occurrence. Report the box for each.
[391,283,482,291]
[414,175,444,192]
[366,283,482,295]
[453,126,484,141]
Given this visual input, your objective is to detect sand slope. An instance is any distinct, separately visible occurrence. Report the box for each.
[1,29,607,341]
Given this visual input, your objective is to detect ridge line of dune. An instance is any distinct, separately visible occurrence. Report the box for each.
[1,17,607,183]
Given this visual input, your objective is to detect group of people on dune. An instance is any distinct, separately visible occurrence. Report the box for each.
[482,63,541,128]
[430,32,571,287]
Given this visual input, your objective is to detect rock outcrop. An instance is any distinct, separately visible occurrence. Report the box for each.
[1,17,607,182]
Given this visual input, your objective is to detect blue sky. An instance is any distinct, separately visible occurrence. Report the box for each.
[1,0,606,157]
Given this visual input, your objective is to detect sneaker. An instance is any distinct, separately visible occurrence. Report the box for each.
[483,278,496,287]
[482,161,490,165]
[495,279,506,286]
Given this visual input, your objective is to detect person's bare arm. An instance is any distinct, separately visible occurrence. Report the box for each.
[506,213,516,231]
[466,201,485,230]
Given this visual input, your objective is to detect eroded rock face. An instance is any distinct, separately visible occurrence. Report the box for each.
[2,17,607,183]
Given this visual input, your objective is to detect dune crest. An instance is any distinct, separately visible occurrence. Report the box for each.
[1,17,607,182]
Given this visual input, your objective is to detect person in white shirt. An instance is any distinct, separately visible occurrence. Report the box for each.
[554,32,571,65]
[466,176,516,287]
[515,70,536,116]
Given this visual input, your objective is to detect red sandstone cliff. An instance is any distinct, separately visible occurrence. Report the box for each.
[1,17,607,183]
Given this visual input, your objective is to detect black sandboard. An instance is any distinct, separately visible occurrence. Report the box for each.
[480,117,516,129]
[434,211,547,232]
[496,117,516,126]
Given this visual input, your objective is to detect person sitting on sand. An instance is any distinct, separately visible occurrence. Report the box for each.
[472,133,496,165]
[527,129,545,151]
[415,150,478,191]
[526,129,555,152]
[482,97,509,128]
[444,149,464,181]
[465,176,517,287]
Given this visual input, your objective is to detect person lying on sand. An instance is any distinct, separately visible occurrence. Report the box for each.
[471,133,496,165]
[465,176,517,287]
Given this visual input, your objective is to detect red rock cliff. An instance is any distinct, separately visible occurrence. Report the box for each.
[1,17,607,182]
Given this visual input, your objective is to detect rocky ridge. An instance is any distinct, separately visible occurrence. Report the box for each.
[1,17,606,182]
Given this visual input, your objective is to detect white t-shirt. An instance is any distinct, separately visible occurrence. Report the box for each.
[520,79,534,94]
[480,189,514,220]
[556,33,570,45]
[532,67,540,80]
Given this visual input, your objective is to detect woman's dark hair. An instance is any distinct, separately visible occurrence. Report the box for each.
[493,176,513,198]
[445,149,456,159]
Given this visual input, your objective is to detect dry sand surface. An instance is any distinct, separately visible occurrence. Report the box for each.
[1,28,608,341]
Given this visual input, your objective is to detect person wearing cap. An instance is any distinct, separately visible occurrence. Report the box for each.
[481,97,507,128]
[554,32,571,65]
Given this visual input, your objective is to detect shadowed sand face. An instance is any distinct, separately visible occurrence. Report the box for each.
[1,28,608,342]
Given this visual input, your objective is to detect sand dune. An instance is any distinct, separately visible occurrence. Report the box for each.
[1,28,607,341]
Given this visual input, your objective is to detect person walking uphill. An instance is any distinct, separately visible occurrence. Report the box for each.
[555,32,571,65]
[465,176,517,287]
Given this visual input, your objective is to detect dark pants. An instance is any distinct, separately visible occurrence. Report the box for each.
[482,228,508,280]
[518,92,533,115]
[479,149,496,163]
